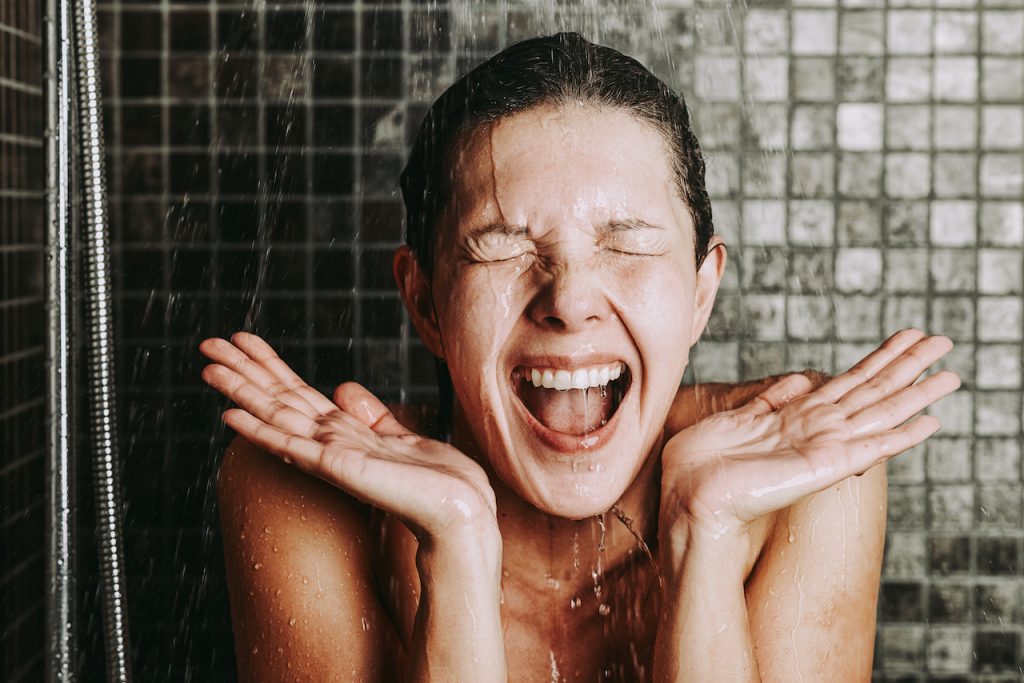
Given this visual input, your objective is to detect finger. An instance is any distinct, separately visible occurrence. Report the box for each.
[334,382,412,436]
[224,408,324,468]
[203,364,319,437]
[816,328,928,403]
[843,414,942,471]
[230,332,339,414]
[200,337,318,415]
[837,336,954,415]
[846,370,961,436]
[737,373,816,416]
[226,409,452,525]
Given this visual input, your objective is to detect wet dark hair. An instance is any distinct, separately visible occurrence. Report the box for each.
[398,31,714,439]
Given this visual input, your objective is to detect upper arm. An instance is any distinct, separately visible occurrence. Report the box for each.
[217,435,403,681]
[744,463,888,682]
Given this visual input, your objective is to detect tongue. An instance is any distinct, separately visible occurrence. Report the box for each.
[519,383,615,435]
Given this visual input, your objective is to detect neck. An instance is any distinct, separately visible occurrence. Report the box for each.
[450,400,666,599]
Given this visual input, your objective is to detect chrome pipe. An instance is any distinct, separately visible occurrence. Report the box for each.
[72,0,133,677]
[45,0,76,673]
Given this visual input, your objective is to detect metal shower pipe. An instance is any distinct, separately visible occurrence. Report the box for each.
[47,0,134,676]
[45,0,76,673]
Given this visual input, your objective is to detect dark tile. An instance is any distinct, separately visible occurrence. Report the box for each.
[313,249,355,290]
[361,296,401,338]
[266,10,306,51]
[121,58,162,98]
[170,153,210,194]
[361,56,403,98]
[265,105,307,147]
[880,581,923,621]
[215,56,258,99]
[310,200,356,242]
[360,247,396,290]
[121,105,163,146]
[360,153,402,195]
[265,202,307,242]
[167,201,211,244]
[976,537,1020,576]
[217,202,260,243]
[121,11,162,52]
[313,153,355,195]
[168,56,210,98]
[264,249,307,290]
[314,10,355,51]
[974,631,1020,673]
[361,199,403,242]
[313,104,355,146]
[168,104,210,146]
[170,249,214,291]
[216,152,259,194]
[218,249,260,290]
[313,295,354,338]
[312,345,356,389]
[928,583,971,623]
[170,11,210,51]
[266,154,307,195]
[217,10,257,51]
[363,8,402,51]
[215,105,258,147]
[121,249,164,291]
[312,58,355,97]
[929,536,971,575]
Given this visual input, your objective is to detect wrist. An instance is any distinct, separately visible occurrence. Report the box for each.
[417,523,503,581]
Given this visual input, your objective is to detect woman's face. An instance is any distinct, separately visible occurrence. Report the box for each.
[403,103,723,519]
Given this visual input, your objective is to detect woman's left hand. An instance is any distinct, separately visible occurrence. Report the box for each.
[659,329,960,550]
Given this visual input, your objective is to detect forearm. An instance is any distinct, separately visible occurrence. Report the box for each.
[410,532,506,682]
[653,527,759,683]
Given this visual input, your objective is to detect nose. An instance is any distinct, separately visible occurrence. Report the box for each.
[527,260,609,331]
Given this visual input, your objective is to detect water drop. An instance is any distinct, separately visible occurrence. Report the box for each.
[253,562,263,570]
[598,604,611,616]
[252,646,259,655]
[361,617,370,632]
[288,617,297,626]
[300,513,308,521]
[302,576,309,585]
[263,526,271,534]
[788,528,796,544]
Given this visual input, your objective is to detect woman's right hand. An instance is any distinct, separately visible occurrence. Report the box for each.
[200,332,498,545]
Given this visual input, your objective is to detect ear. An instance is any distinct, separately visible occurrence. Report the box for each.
[393,245,444,358]
[689,236,727,346]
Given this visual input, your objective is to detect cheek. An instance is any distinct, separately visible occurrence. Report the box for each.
[437,270,519,370]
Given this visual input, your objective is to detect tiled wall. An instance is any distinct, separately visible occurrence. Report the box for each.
[0,0,46,678]
[92,0,1024,680]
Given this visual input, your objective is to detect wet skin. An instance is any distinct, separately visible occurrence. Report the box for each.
[201,104,961,681]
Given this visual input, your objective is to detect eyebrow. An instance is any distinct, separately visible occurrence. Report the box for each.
[466,222,530,240]
[466,218,665,239]
[603,218,666,232]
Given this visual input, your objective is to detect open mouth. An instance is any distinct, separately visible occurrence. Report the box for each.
[510,363,632,437]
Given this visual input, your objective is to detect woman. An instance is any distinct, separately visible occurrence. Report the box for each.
[201,33,959,681]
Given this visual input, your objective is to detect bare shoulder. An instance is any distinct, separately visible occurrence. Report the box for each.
[217,435,403,680]
[745,464,888,681]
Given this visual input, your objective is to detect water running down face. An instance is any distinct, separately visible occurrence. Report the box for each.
[398,103,725,519]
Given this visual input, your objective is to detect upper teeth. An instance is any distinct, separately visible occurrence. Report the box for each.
[525,363,625,391]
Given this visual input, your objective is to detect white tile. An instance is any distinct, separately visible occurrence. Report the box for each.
[837,102,884,150]
[930,200,977,246]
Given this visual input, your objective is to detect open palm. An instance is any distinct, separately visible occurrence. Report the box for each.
[200,333,497,540]
[661,329,960,538]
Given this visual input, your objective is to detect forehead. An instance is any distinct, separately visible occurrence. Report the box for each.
[442,104,689,233]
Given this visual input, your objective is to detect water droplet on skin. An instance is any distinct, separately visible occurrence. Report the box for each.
[788,529,796,544]
[302,577,309,585]
[546,576,560,590]
[288,617,297,626]
[253,562,263,570]
[570,597,581,609]
[275,589,281,597]
[361,617,370,632]
[300,513,308,521]
[263,526,271,534]
[598,604,611,616]
[502,567,510,578]
[273,546,279,553]
[316,590,324,599]
[252,646,259,655]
